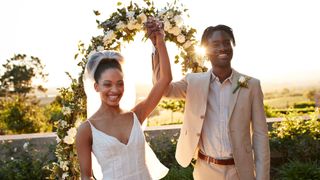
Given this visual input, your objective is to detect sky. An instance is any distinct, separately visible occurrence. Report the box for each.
[1,0,320,93]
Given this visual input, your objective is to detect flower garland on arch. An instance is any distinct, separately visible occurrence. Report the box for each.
[88,0,207,73]
[48,0,207,179]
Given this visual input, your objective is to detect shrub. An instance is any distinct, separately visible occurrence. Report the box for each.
[293,101,315,108]
[0,96,52,134]
[146,131,193,179]
[276,160,320,180]
[269,110,320,163]
[0,141,55,180]
[264,105,280,117]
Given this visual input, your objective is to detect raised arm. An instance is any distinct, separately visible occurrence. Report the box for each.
[133,19,172,123]
[75,122,94,180]
[151,37,187,99]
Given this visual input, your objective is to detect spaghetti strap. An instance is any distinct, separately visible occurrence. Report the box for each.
[86,120,95,131]
[131,111,138,122]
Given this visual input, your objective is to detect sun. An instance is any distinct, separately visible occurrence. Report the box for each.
[195,46,206,56]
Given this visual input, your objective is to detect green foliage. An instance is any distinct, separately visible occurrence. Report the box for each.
[47,84,86,179]
[43,96,64,131]
[304,89,317,101]
[0,96,51,134]
[90,0,206,73]
[269,110,320,163]
[271,107,315,115]
[276,160,320,180]
[264,105,280,118]
[146,131,193,179]
[159,99,185,112]
[0,141,55,180]
[0,54,47,97]
[162,165,193,180]
[293,101,315,108]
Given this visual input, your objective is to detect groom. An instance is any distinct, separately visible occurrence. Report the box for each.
[151,25,270,180]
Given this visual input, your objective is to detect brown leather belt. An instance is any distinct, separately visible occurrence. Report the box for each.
[198,151,235,165]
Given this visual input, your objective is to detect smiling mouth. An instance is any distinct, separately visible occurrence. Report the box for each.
[218,54,228,58]
[108,95,119,101]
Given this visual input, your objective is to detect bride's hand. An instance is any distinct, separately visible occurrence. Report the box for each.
[144,17,164,46]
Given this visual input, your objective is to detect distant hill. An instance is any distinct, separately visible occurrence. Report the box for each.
[37,81,320,106]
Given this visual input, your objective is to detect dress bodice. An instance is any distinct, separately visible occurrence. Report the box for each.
[88,113,152,180]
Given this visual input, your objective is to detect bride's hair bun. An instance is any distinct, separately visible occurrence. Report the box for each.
[85,50,124,82]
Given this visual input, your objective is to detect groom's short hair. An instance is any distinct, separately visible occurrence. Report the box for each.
[201,25,236,47]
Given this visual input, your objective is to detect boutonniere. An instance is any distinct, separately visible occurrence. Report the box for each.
[233,76,251,93]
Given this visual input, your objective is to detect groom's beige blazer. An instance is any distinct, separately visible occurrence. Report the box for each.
[152,59,270,180]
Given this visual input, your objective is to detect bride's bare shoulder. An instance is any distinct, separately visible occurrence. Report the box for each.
[77,120,92,136]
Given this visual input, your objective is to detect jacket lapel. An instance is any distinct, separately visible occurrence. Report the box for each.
[202,70,212,101]
[228,70,241,121]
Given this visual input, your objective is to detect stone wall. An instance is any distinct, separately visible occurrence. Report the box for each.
[0,121,278,161]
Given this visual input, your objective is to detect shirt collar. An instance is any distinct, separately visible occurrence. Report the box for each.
[210,69,234,84]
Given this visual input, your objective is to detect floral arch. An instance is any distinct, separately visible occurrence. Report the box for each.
[49,0,206,179]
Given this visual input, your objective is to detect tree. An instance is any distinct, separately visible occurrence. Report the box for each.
[0,54,48,97]
[304,89,316,101]
[0,96,52,134]
[0,54,50,135]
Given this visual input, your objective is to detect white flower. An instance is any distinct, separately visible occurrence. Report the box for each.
[23,142,29,150]
[177,34,186,43]
[74,119,82,128]
[56,136,61,143]
[103,30,116,45]
[239,76,246,83]
[97,46,104,52]
[60,161,69,171]
[183,40,192,49]
[168,26,181,36]
[126,11,135,19]
[62,172,68,179]
[13,147,17,152]
[165,11,174,19]
[63,135,74,145]
[116,21,126,30]
[67,127,77,138]
[137,13,147,23]
[59,119,68,128]
[233,76,251,93]
[127,19,137,30]
[62,106,71,115]
[164,20,172,31]
[173,15,183,27]
[134,23,143,31]
[10,157,14,160]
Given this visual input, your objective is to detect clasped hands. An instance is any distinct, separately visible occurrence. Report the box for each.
[144,17,165,47]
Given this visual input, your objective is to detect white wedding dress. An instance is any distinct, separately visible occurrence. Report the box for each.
[87,112,168,180]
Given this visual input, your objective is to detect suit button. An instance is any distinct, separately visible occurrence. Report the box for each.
[197,133,201,137]
[200,115,205,119]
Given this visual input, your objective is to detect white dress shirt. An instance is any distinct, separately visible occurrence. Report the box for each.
[199,71,233,159]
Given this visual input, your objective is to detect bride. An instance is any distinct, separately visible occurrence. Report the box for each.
[75,18,171,180]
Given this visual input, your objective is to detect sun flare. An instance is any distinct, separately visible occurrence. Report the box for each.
[195,46,206,56]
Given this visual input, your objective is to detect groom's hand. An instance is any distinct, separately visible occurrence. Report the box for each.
[144,17,164,47]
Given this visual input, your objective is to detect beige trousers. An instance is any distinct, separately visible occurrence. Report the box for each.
[193,159,240,180]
